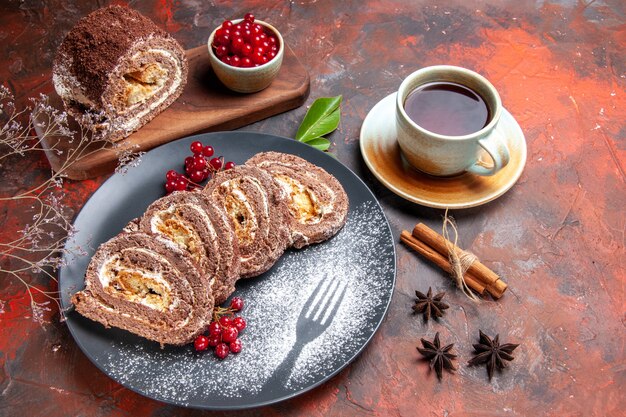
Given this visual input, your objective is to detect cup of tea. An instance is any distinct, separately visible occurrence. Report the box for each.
[395,65,510,177]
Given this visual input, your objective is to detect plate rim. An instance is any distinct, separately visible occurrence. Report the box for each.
[359,92,527,209]
[59,131,397,410]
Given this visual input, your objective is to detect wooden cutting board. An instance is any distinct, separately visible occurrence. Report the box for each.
[37,45,310,180]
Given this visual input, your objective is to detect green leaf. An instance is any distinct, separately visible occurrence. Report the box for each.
[295,96,342,143]
[302,137,331,151]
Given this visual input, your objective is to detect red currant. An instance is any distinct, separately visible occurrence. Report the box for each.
[241,43,253,57]
[190,141,203,155]
[194,335,209,351]
[232,316,247,332]
[230,296,244,311]
[242,29,253,43]
[202,145,214,157]
[215,45,228,58]
[175,178,188,191]
[210,157,223,170]
[191,154,206,170]
[165,180,177,194]
[221,20,233,29]
[207,334,221,347]
[229,339,243,353]
[231,55,241,67]
[219,316,232,328]
[241,57,252,67]
[215,343,230,359]
[189,170,205,183]
[166,169,179,181]
[208,321,222,336]
[208,334,221,347]
[216,33,230,47]
[244,13,255,23]
[252,51,265,65]
[222,326,238,343]
[232,36,245,53]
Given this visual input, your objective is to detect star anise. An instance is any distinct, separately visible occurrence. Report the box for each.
[468,330,519,380]
[413,287,449,322]
[416,332,457,380]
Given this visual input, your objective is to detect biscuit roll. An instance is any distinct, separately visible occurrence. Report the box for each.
[246,152,349,248]
[139,191,240,305]
[203,165,290,278]
[71,232,213,346]
[52,5,188,141]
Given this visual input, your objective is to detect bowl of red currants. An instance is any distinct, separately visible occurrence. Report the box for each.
[208,13,284,93]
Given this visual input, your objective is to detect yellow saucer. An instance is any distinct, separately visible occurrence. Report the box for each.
[359,93,527,209]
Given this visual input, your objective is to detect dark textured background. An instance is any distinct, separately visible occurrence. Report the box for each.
[0,0,624,415]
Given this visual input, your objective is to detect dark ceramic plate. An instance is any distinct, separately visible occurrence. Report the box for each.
[59,132,396,410]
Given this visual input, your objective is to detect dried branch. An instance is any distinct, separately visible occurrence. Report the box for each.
[0,85,143,323]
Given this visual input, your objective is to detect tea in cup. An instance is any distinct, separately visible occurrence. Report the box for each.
[395,65,510,177]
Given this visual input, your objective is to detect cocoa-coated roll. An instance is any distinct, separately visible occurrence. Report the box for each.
[53,5,188,141]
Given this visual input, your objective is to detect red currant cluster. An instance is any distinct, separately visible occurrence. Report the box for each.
[164,141,236,194]
[193,297,247,359]
[212,13,280,68]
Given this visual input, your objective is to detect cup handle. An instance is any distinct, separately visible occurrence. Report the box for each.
[466,132,511,176]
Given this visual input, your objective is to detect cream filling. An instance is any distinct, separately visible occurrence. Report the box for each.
[118,48,183,130]
[275,175,323,225]
[150,203,220,270]
[98,251,175,311]
[216,177,269,262]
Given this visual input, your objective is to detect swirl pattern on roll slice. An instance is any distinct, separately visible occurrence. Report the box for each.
[246,152,349,249]
[71,232,213,346]
[202,165,291,278]
[139,191,240,305]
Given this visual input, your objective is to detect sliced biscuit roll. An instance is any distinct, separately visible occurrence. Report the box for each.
[71,232,213,346]
[139,191,240,305]
[246,151,349,249]
[52,6,188,141]
[203,165,290,278]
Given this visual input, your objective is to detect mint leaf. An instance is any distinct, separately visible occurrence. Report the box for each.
[295,96,342,144]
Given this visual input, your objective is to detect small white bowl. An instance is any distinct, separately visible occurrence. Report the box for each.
[207,19,284,93]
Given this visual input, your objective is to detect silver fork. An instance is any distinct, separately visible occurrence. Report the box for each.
[261,276,347,392]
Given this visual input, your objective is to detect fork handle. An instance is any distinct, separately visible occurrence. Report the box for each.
[261,342,306,392]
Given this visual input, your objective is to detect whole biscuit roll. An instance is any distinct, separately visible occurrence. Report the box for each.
[52,5,188,141]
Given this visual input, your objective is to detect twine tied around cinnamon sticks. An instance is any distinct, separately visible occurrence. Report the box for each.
[400,211,508,299]
[441,209,481,301]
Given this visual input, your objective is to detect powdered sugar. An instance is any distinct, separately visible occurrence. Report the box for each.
[101,200,395,408]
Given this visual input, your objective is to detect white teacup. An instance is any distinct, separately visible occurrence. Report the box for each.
[396,65,510,177]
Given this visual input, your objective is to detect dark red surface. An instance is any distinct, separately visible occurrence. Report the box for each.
[1,1,624,416]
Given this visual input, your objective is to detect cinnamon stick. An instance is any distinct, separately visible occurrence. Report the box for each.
[411,223,507,298]
[400,231,486,295]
